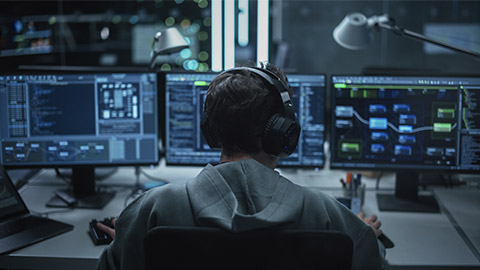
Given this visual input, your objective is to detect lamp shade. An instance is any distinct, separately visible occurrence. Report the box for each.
[153,27,189,55]
[333,13,374,50]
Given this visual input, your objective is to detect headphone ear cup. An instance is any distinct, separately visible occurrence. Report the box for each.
[262,114,285,156]
[201,112,221,149]
[262,113,301,158]
[263,114,279,136]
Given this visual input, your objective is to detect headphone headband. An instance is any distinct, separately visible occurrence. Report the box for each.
[201,66,301,157]
[219,67,290,95]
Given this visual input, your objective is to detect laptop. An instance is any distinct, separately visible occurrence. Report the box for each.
[0,166,74,254]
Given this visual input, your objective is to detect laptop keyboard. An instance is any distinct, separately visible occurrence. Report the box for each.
[0,216,49,239]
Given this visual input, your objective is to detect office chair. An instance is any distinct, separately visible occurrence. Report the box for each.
[144,226,353,270]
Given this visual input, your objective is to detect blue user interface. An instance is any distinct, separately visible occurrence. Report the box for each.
[165,73,326,167]
[331,75,480,171]
[0,73,159,166]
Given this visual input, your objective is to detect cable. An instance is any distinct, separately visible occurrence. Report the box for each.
[375,171,384,190]
[95,167,119,181]
[54,168,72,185]
[139,168,170,183]
[447,174,453,188]
[123,166,169,207]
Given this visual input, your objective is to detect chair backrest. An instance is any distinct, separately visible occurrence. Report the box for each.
[144,226,353,270]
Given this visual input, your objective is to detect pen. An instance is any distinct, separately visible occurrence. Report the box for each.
[340,178,346,188]
[354,173,362,197]
[346,172,353,194]
[356,173,362,188]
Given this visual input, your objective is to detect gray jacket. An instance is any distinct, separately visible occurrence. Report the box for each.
[97,159,384,270]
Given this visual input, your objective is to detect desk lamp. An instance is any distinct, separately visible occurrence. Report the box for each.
[333,12,480,59]
[149,27,189,70]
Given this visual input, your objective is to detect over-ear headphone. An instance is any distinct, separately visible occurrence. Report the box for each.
[200,66,301,158]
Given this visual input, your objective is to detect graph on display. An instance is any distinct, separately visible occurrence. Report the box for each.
[331,76,480,171]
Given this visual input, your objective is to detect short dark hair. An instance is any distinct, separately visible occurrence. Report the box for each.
[204,63,290,156]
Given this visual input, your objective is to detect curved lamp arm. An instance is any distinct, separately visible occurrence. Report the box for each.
[371,14,480,60]
[333,13,480,60]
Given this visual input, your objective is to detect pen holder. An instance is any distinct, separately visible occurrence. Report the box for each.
[336,184,366,215]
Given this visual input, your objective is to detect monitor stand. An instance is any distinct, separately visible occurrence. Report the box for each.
[376,172,440,213]
[46,166,115,209]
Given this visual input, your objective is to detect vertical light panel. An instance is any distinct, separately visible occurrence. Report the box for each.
[211,0,223,72]
[257,0,269,66]
[224,0,235,69]
[238,0,249,47]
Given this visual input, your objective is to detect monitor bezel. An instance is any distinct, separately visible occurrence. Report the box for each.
[329,74,480,174]
[164,71,327,169]
[0,69,161,168]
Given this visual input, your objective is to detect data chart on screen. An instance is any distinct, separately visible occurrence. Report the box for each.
[331,75,480,171]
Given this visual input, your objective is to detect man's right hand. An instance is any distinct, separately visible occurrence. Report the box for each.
[357,211,383,237]
[96,218,116,239]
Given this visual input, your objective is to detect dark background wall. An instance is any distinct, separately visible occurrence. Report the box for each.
[0,0,212,70]
[276,0,480,75]
[1,0,479,75]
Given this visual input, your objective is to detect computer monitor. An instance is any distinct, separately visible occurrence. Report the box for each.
[165,72,326,168]
[0,72,159,208]
[330,75,480,212]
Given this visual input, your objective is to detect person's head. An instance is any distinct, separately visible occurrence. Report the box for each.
[202,63,299,167]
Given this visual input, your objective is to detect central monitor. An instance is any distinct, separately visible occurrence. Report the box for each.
[165,72,326,168]
[330,75,480,212]
[0,72,159,208]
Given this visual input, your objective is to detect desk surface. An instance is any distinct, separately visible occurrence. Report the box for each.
[1,162,479,270]
[435,189,480,260]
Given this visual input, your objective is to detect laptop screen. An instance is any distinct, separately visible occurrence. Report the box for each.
[0,167,28,220]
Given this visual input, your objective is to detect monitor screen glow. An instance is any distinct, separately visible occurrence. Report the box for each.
[165,72,326,168]
[0,72,159,167]
[330,75,480,172]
